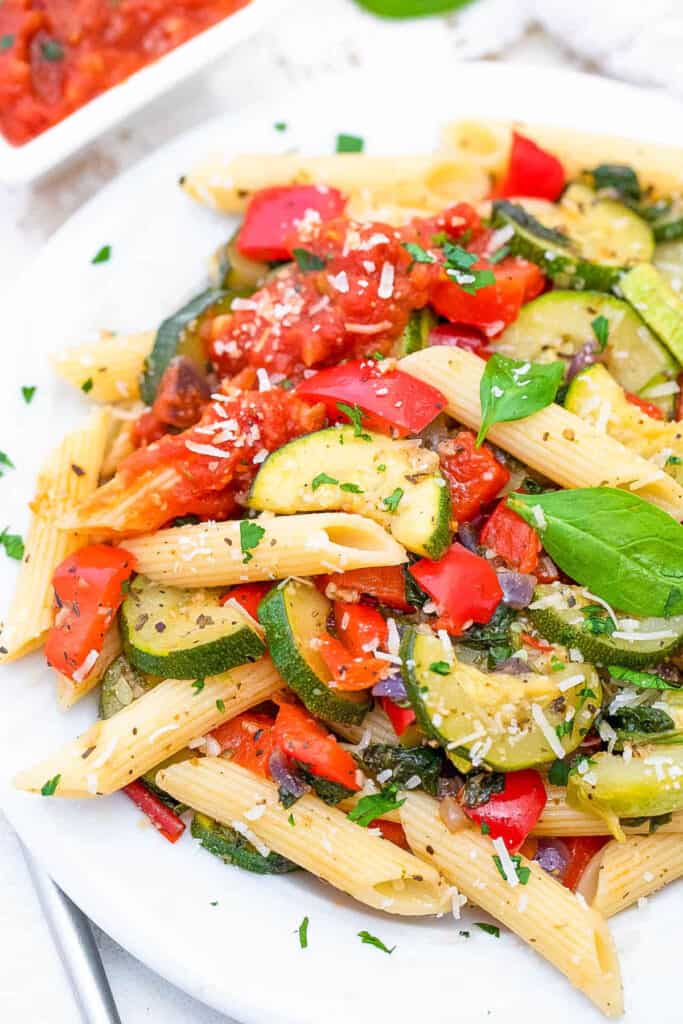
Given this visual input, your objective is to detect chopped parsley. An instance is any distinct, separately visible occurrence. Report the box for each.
[81,378,94,393]
[358,930,395,954]
[312,472,339,491]
[298,916,309,949]
[41,39,64,61]
[581,604,614,636]
[340,482,364,494]
[550,657,566,672]
[336,133,364,153]
[474,922,500,938]
[216,699,225,713]
[429,661,451,675]
[666,455,682,467]
[240,520,266,563]
[288,813,296,826]
[548,758,571,786]
[492,853,531,885]
[480,821,491,835]
[336,401,371,440]
[41,774,61,796]
[0,528,24,561]
[591,315,610,351]
[382,487,404,513]
[376,463,386,472]
[441,241,496,295]
[274,121,287,132]
[347,786,406,828]
[292,248,326,272]
[192,678,205,695]
[21,386,37,404]
[555,719,573,739]
[0,451,15,476]
[442,242,477,271]
[402,242,435,264]
[0,35,15,50]
[488,244,510,264]
[91,244,111,265]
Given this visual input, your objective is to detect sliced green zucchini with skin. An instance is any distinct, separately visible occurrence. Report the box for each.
[257,579,371,725]
[652,198,683,243]
[401,628,601,771]
[494,291,678,416]
[122,576,264,679]
[248,426,451,559]
[99,655,159,720]
[492,184,654,291]
[567,745,683,840]
[209,230,270,291]
[190,812,298,874]
[621,262,683,363]
[655,237,683,293]
[529,582,683,668]
[392,308,437,357]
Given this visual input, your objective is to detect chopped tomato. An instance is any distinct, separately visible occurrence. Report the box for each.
[535,555,560,585]
[676,371,683,421]
[45,545,136,680]
[273,701,360,790]
[132,410,167,448]
[237,185,346,261]
[462,769,547,853]
[123,780,186,844]
[438,431,510,523]
[368,819,411,850]
[480,501,541,574]
[521,632,554,653]
[210,712,276,777]
[562,837,609,891]
[322,566,413,611]
[625,392,665,420]
[496,132,566,202]
[296,359,446,437]
[408,202,483,249]
[334,601,388,654]
[428,322,492,359]
[430,256,545,338]
[151,357,209,429]
[410,542,503,634]
[318,632,385,692]
[380,696,416,737]
[220,582,273,620]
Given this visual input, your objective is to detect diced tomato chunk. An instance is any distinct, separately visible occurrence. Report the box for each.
[210,712,277,777]
[438,430,510,523]
[430,257,545,338]
[368,819,411,850]
[480,500,541,574]
[334,601,388,655]
[562,837,609,891]
[238,185,346,262]
[151,357,209,429]
[318,632,385,692]
[322,566,413,611]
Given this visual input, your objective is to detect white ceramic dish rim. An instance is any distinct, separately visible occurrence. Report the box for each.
[0,0,281,186]
[2,63,683,1024]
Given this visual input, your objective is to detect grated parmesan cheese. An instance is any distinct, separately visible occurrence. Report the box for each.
[531,703,565,759]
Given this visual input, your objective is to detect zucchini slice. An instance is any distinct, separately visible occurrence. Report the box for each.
[655,237,683,292]
[140,288,235,405]
[191,812,298,874]
[99,655,158,719]
[258,579,370,725]
[528,582,683,668]
[492,184,654,291]
[620,263,683,363]
[121,576,265,678]
[494,291,677,414]
[392,308,437,357]
[248,426,451,559]
[567,745,683,840]
[209,230,270,292]
[400,628,601,771]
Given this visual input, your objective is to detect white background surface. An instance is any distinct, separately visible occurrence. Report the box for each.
[0,2,663,1021]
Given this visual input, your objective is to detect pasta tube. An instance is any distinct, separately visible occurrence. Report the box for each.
[584,834,683,918]
[334,703,398,745]
[157,757,449,916]
[52,330,154,403]
[400,792,623,1018]
[14,657,281,798]
[55,625,122,711]
[534,785,683,836]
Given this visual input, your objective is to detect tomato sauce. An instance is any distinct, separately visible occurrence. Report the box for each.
[0,0,251,146]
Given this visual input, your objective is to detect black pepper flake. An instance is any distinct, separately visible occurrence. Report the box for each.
[196,614,214,628]
[155,621,166,632]
[81,746,96,759]
[71,463,85,477]
[134,613,149,631]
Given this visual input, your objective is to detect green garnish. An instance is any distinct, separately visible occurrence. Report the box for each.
[402,242,435,264]
[376,463,386,472]
[0,35,14,50]
[288,813,296,826]
[336,133,364,153]
[488,244,510,264]
[312,472,339,491]
[336,401,371,440]
[442,241,495,294]
[298,916,309,948]
[474,922,500,938]
[608,665,682,691]
[81,378,94,393]
[41,774,61,796]
[21,386,37,404]
[0,451,15,476]
[358,930,395,954]
[91,245,111,265]
[429,661,451,675]
[550,657,566,672]
[492,854,531,885]
[216,699,225,712]
[293,248,326,272]
[480,821,491,835]
[41,39,64,61]
[382,488,404,513]
[240,520,266,564]
[348,787,406,828]
[591,315,609,351]
[0,528,24,561]
[477,353,563,446]
[192,678,205,694]
[274,122,287,132]
[340,482,364,494]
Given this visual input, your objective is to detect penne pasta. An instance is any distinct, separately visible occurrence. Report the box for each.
[100,418,137,481]
[119,513,407,587]
[584,834,683,918]
[334,703,398,746]
[535,785,683,836]
[157,757,449,916]
[14,657,282,798]
[400,346,683,519]
[55,624,122,711]
[400,792,623,1018]
[0,408,112,662]
[52,330,154,403]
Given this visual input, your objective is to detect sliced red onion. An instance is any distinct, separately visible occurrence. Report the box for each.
[372,672,408,702]
[457,522,479,552]
[495,657,530,675]
[437,775,464,799]
[497,570,536,609]
[534,838,571,880]
[268,750,309,801]
[566,340,603,383]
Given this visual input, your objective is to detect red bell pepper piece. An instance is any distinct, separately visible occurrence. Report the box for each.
[625,392,665,420]
[428,322,492,359]
[462,769,547,853]
[480,500,541,574]
[296,359,446,437]
[318,632,385,692]
[430,256,544,338]
[334,601,388,654]
[273,701,360,790]
[220,582,273,621]
[237,185,346,262]
[323,566,413,611]
[381,696,416,737]
[562,837,609,891]
[410,543,503,634]
[438,430,511,523]
[368,819,411,850]
[123,780,186,844]
[211,712,277,776]
[45,545,136,681]
[496,132,566,202]
[520,632,554,654]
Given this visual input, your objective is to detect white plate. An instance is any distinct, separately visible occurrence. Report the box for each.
[0,0,282,186]
[2,63,682,1024]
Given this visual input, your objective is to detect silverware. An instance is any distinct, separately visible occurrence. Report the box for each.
[20,839,122,1024]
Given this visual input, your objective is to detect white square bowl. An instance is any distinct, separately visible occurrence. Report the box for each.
[0,0,281,186]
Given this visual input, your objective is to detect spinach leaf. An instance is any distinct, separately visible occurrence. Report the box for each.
[294,761,354,806]
[461,771,505,808]
[492,200,572,247]
[507,487,683,617]
[354,744,443,795]
[477,353,564,446]
[610,706,675,735]
[608,665,682,691]
[347,786,406,827]
[589,164,641,202]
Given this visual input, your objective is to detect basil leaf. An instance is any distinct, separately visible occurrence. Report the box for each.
[357,930,394,954]
[589,163,641,202]
[347,786,405,827]
[352,0,471,16]
[507,487,683,617]
[239,520,265,564]
[336,133,364,153]
[477,354,564,446]
[610,705,675,735]
[608,665,682,691]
